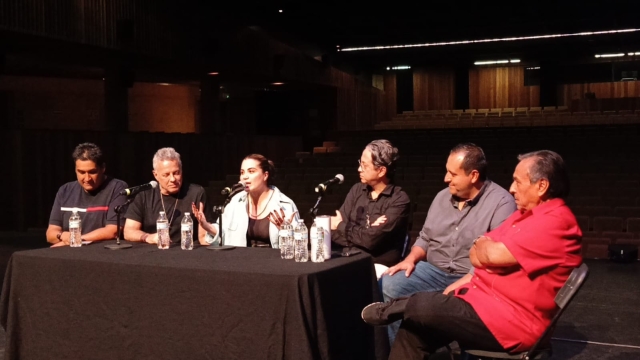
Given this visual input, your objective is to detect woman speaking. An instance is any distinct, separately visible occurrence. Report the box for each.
[193,154,299,248]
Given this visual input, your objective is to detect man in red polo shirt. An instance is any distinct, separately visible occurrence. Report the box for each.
[361,150,582,359]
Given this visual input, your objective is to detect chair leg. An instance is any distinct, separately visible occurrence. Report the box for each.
[445,344,455,360]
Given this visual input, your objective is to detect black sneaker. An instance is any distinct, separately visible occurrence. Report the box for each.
[361,298,407,326]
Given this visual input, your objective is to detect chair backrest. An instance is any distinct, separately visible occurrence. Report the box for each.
[555,263,589,309]
[526,263,589,358]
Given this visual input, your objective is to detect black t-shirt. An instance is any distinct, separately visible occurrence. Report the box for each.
[49,177,128,234]
[125,183,212,244]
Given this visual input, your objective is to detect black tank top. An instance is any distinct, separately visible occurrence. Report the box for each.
[247,217,271,247]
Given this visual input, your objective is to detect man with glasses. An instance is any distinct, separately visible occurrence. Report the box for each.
[330,139,411,277]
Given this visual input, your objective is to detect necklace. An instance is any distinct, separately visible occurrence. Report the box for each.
[247,189,275,219]
[160,189,179,227]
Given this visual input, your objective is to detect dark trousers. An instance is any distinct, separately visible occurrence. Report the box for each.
[389,292,505,360]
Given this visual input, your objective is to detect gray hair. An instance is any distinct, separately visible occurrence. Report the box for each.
[366,139,399,181]
[153,147,182,170]
[517,150,570,199]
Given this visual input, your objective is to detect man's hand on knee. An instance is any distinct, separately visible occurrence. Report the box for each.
[384,259,416,277]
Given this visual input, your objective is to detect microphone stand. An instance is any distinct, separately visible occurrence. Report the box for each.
[309,191,324,219]
[206,189,239,251]
[104,197,135,250]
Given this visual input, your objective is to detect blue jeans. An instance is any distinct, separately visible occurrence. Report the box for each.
[379,261,464,345]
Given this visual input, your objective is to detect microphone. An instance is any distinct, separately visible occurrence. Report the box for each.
[119,181,158,196]
[315,174,344,193]
[221,181,245,195]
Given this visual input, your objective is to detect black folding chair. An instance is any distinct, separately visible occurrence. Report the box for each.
[463,263,589,360]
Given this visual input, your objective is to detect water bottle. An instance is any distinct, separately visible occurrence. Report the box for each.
[156,211,170,249]
[284,219,294,259]
[181,212,194,250]
[278,222,287,259]
[279,219,294,259]
[309,220,318,261]
[294,222,309,262]
[69,210,82,247]
[314,226,325,263]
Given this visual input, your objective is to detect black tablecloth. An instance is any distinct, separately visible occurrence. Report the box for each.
[0,242,378,360]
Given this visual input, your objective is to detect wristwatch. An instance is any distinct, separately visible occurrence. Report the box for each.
[204,232,216,245]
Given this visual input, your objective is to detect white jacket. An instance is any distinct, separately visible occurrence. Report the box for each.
[205,186,300,248]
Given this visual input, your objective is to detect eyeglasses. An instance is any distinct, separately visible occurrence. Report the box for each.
[358,159,381,170]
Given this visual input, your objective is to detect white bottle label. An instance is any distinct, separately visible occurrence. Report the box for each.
[157,223,168,230]
[279,230,288,237]
[69,221,80,229]
[294,233,303,240]
[181,224,192,231]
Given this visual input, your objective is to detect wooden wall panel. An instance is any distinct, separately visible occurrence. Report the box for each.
[0,76,107,130]
[129,83,199,133]
[230,29,386,131]
[413,68,455,111]
[560,81,640,105]
[469,66,539,109]
[0,76,203,133]
[334,73,386,131]
[0,0,186,58]
[384,73,397,119]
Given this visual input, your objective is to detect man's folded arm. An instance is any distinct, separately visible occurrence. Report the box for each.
[336,195,410,251]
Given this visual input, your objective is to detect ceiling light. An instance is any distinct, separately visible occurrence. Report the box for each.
[278,9,283,13]
[158,83,170,86]
[208,72,219,75]
[390,65,411,70]
[595,53,625,58]
[271,82,285,85]
[509,59,521,63]
[341,28,640,52]
[474,60,509,65]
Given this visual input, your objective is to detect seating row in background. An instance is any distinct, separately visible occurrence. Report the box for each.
[377,113,640,130]
[582,236,640,260]
[303,126,640,160]
[401,106,569,116]
[400,106,640,117]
